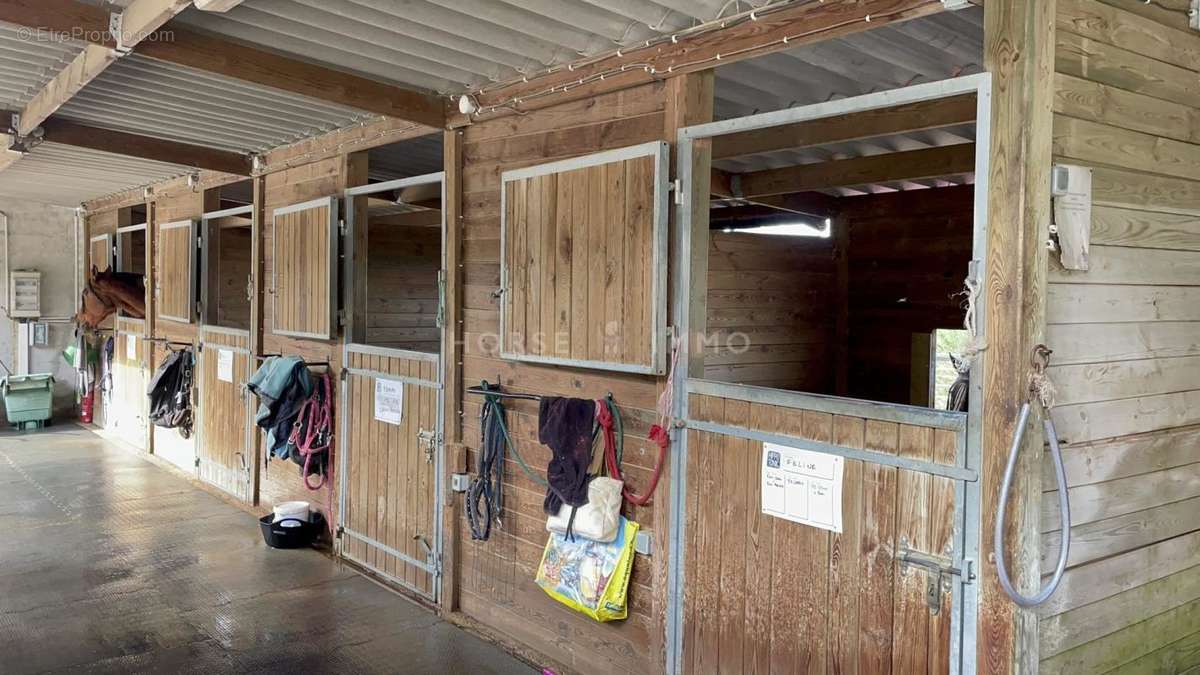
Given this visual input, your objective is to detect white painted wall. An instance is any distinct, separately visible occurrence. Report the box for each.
[0,198,83,423]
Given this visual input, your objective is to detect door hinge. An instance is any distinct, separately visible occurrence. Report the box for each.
[337,308,346,326]
[338,219,347,236]
[671,178,682,205]
[436,269,447,329]
[898,542,970,615]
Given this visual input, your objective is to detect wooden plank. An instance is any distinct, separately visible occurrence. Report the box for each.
[1057,0,1200,72]
[1048,278,1200,324]
[1090,204,1200,252]
[1056,32,1200,109]
[1053,73,1200,145]
[1052,116,1200,183]
[587,166,606,362]
[892,425,933,674]
[1053,389,1200,443]
[927,430,956,675]
[711,93,977,160]
[1042,494,1200,573]
[603,162,624,362]
[743,404,776,675]
[1095,0,1195,30]
[553,172,573,359]
[1041,596,1200,674]
[41,118,252,175]
[1047,355,1200,407]
[717,400,750,674]
[1047,321,1200,365]
[624,156,651,366]
[737,144,976,199]
[1041,529,1200,616]
[1041,563,1200,658]
[859,420,899,673]
[689,396,723,674]
[828,416,864,674]
[1046,424,1200,491]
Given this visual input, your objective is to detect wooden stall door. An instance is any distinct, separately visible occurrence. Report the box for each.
[157,220,196,323]
[681,391,967,675]
[271,197,337,339]
[195,328,252,502]
[500,141,668,374]
[339,347,441,600]
[111,318,147,450]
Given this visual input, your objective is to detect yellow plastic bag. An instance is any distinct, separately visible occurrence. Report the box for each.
[535,516,639,622]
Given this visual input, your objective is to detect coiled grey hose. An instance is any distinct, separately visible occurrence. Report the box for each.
[995,401,1071,607]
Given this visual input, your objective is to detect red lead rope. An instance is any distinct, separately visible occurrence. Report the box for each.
[598,399,667,507]
[291,372,333,492]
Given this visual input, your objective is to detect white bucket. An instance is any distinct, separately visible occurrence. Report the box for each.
[273,501,310,527]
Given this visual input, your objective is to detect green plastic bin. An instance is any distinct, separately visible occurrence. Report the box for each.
[2,374,55,430]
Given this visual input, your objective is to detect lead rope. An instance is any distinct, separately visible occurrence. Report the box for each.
[290,372,334,536]
[995,344,1070,607]
[600,395,666,507]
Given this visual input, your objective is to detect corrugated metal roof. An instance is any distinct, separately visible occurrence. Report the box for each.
[0,142,192,206]
[368,133,444,182]
[173,0,719,94]
[56,54,375,153]
[0,22,84,112]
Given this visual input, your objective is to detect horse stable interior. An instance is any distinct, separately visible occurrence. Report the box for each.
[2,0,1199,673]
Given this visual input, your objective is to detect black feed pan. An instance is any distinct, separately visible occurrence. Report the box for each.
[259,512,324,549]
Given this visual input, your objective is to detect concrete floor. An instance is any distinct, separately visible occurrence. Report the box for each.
[0,425,535,675]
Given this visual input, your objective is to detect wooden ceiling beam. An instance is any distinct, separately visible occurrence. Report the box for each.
[40,117,252,175]
[458,0,944,124]
[0,0,447,128]
[711,93,978,160]
[737,143,976,198]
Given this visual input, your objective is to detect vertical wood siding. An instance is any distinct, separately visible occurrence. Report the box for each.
[112,317,147,450]
[683,393,957,674]
[157,222,194,323]
[1040,0,1200,671]
[366,218,441,351]
[272,202,332,338]
[501,154,656,370]
[196,329,251,502]
[342,350,439,596]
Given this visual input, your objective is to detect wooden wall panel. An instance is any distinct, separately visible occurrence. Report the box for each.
[457,81,669,675]
[681,393,957,673]
[1041,0,1200,669]
[703,230,835,391]
[366,218,441,351]
[501,151,658,371]
[841,186,975,405]
[212,225,252,330]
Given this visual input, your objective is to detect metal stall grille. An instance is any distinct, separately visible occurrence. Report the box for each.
[667,74,993,675]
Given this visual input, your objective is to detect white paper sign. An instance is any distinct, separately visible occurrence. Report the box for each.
[762,442,844,533]
[374,379,404,425]
[217,349,234,383]
[126,335,137,361]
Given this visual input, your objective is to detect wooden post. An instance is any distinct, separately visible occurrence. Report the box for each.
[439,127,464,615]
[979,0,1055,672]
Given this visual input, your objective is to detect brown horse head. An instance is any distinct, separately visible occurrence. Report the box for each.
[75,266,146,330]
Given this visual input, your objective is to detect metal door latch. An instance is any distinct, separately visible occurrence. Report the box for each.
[417,428,438,463]
[898,542,970,615]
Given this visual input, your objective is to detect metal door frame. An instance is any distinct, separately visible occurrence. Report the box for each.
[667,73,993,675]
[194,325,254,501]
[198,205,254,327]
[114,222,146,274]
[338,172,447,602]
